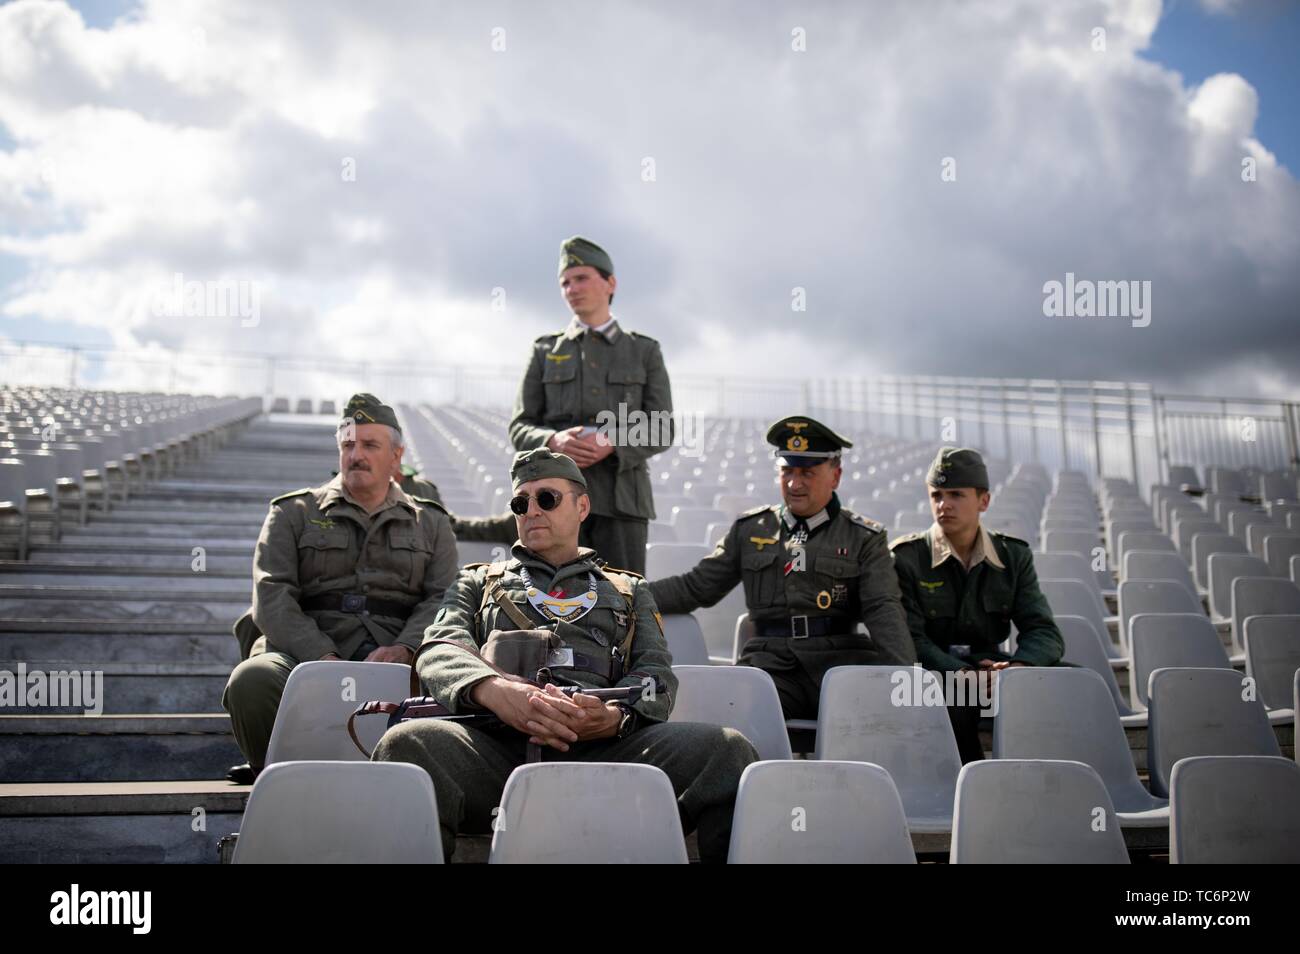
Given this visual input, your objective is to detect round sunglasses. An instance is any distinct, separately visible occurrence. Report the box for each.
[509,488,579,515]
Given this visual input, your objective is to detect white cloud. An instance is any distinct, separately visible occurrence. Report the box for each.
[0,0,1296,404]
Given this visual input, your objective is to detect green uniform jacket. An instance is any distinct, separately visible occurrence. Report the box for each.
[649,503,916,684]
[251,475,459,661]
[416,544,676,726]
[508,323,672,521]
[890,527,1065,672]
[449,512,518,544]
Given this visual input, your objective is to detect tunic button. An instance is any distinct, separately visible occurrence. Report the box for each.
[362,584,370,593]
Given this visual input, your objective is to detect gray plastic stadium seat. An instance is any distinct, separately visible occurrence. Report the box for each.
[489,763,688,863]
[265,661,412,763]
[1208,467,1248,497]
[815,666,961,832]
[0,458,29,560]
[661,615,710,666]
[1039,578,1123,664]
[1263,533,1300,577]
[1128,614,1231,711]
[1056,615,1142,723]
[1035,551,1113,613]
[728,761,915,864]
[1116,580,1202,655]
[1172,516,1218,561]
[233,761,443,863]
[1294,554,1300,585]
[1167,465,1201,489]
[1242,615,1300,715]
[993,668,1168,824]
[645,542,710,581]
[646,521,677,543]
[1147,668,1282,799]
[1121,550,1198,600]
[1115,531,1177,571]
[1196,535,1250,597]
[669,664,792,760]
[949,760,1129,864]
[1231,576,1300,661]
[1170,756,1300,863]
[1041,529,1101,561]
[669,506,728,545]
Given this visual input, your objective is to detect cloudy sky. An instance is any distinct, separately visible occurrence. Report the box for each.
[0,0,1297,404]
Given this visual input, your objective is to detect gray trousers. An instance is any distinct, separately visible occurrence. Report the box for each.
[580,513,648,575]
[373,718,758,863]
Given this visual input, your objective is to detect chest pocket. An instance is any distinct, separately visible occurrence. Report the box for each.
[607,365,647,409]
[298,527,352,580]
[813,555,859,612]
[916,581,957,621]
[387,527,432,584]
[741,548,780,609]
[542,356,578,418]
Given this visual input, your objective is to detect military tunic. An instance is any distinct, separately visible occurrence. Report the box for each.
[222,475,459,768]
[889,525,1064,672]
[373,542,757,862]
[508,319,673,573]
[650,495,916,717]
[891,524,1065,763]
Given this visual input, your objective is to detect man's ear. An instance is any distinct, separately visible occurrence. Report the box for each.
[830,464,842,490]
[577,493,591,523]
[978,490,992,513]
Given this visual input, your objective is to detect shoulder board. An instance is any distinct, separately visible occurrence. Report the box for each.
[843,511,885,533]
[410,496,448,515]
[462,562,489,571]
[599,565,644,580]
[888,531,926,550]
[988,530,1030,548]
[270,488,312,505]
[737,504,776,521]
[534,331,564,344]
[628,330,659,344]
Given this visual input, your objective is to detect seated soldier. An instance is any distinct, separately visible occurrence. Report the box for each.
[891,446,1065,763]
[649,416,915,719]
[373,448,758,863]
[222,393,459,783]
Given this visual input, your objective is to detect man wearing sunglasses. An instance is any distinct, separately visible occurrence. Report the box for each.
[650,416,915,720]
[374,447,757,862]
[509,236,673,575]
[222,393,460,783]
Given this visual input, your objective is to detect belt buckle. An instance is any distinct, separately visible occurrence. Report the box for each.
[341,593,366,614]
[791,615,810,639]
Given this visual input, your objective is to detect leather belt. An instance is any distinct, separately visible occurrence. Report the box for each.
[544,650,619,682]
[757,616,852,639]
[300,592,411,619]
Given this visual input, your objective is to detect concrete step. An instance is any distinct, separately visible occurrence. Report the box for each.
[0,586,245,625]
[87,511,266,526]
[0,562,248,584]
[27,550,251,572]
[0,662,229,713]
[0,621,238,665]
[51,533,256,550]
[0,715,241,783]
[60,525,260,542]
[0,780,249,864]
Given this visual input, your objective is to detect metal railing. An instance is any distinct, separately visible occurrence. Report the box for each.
[3,340,1296,491]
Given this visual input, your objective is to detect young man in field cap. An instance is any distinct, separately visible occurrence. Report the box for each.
[890,446,1064,762]
[508,236,673,575]
[650,415,915,719]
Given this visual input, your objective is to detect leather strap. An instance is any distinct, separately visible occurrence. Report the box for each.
[300,592,410,618]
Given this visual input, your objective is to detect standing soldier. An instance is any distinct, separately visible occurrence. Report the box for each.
[649,416,916,719]
[890,446,1065,763]
[509,236,673,575]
